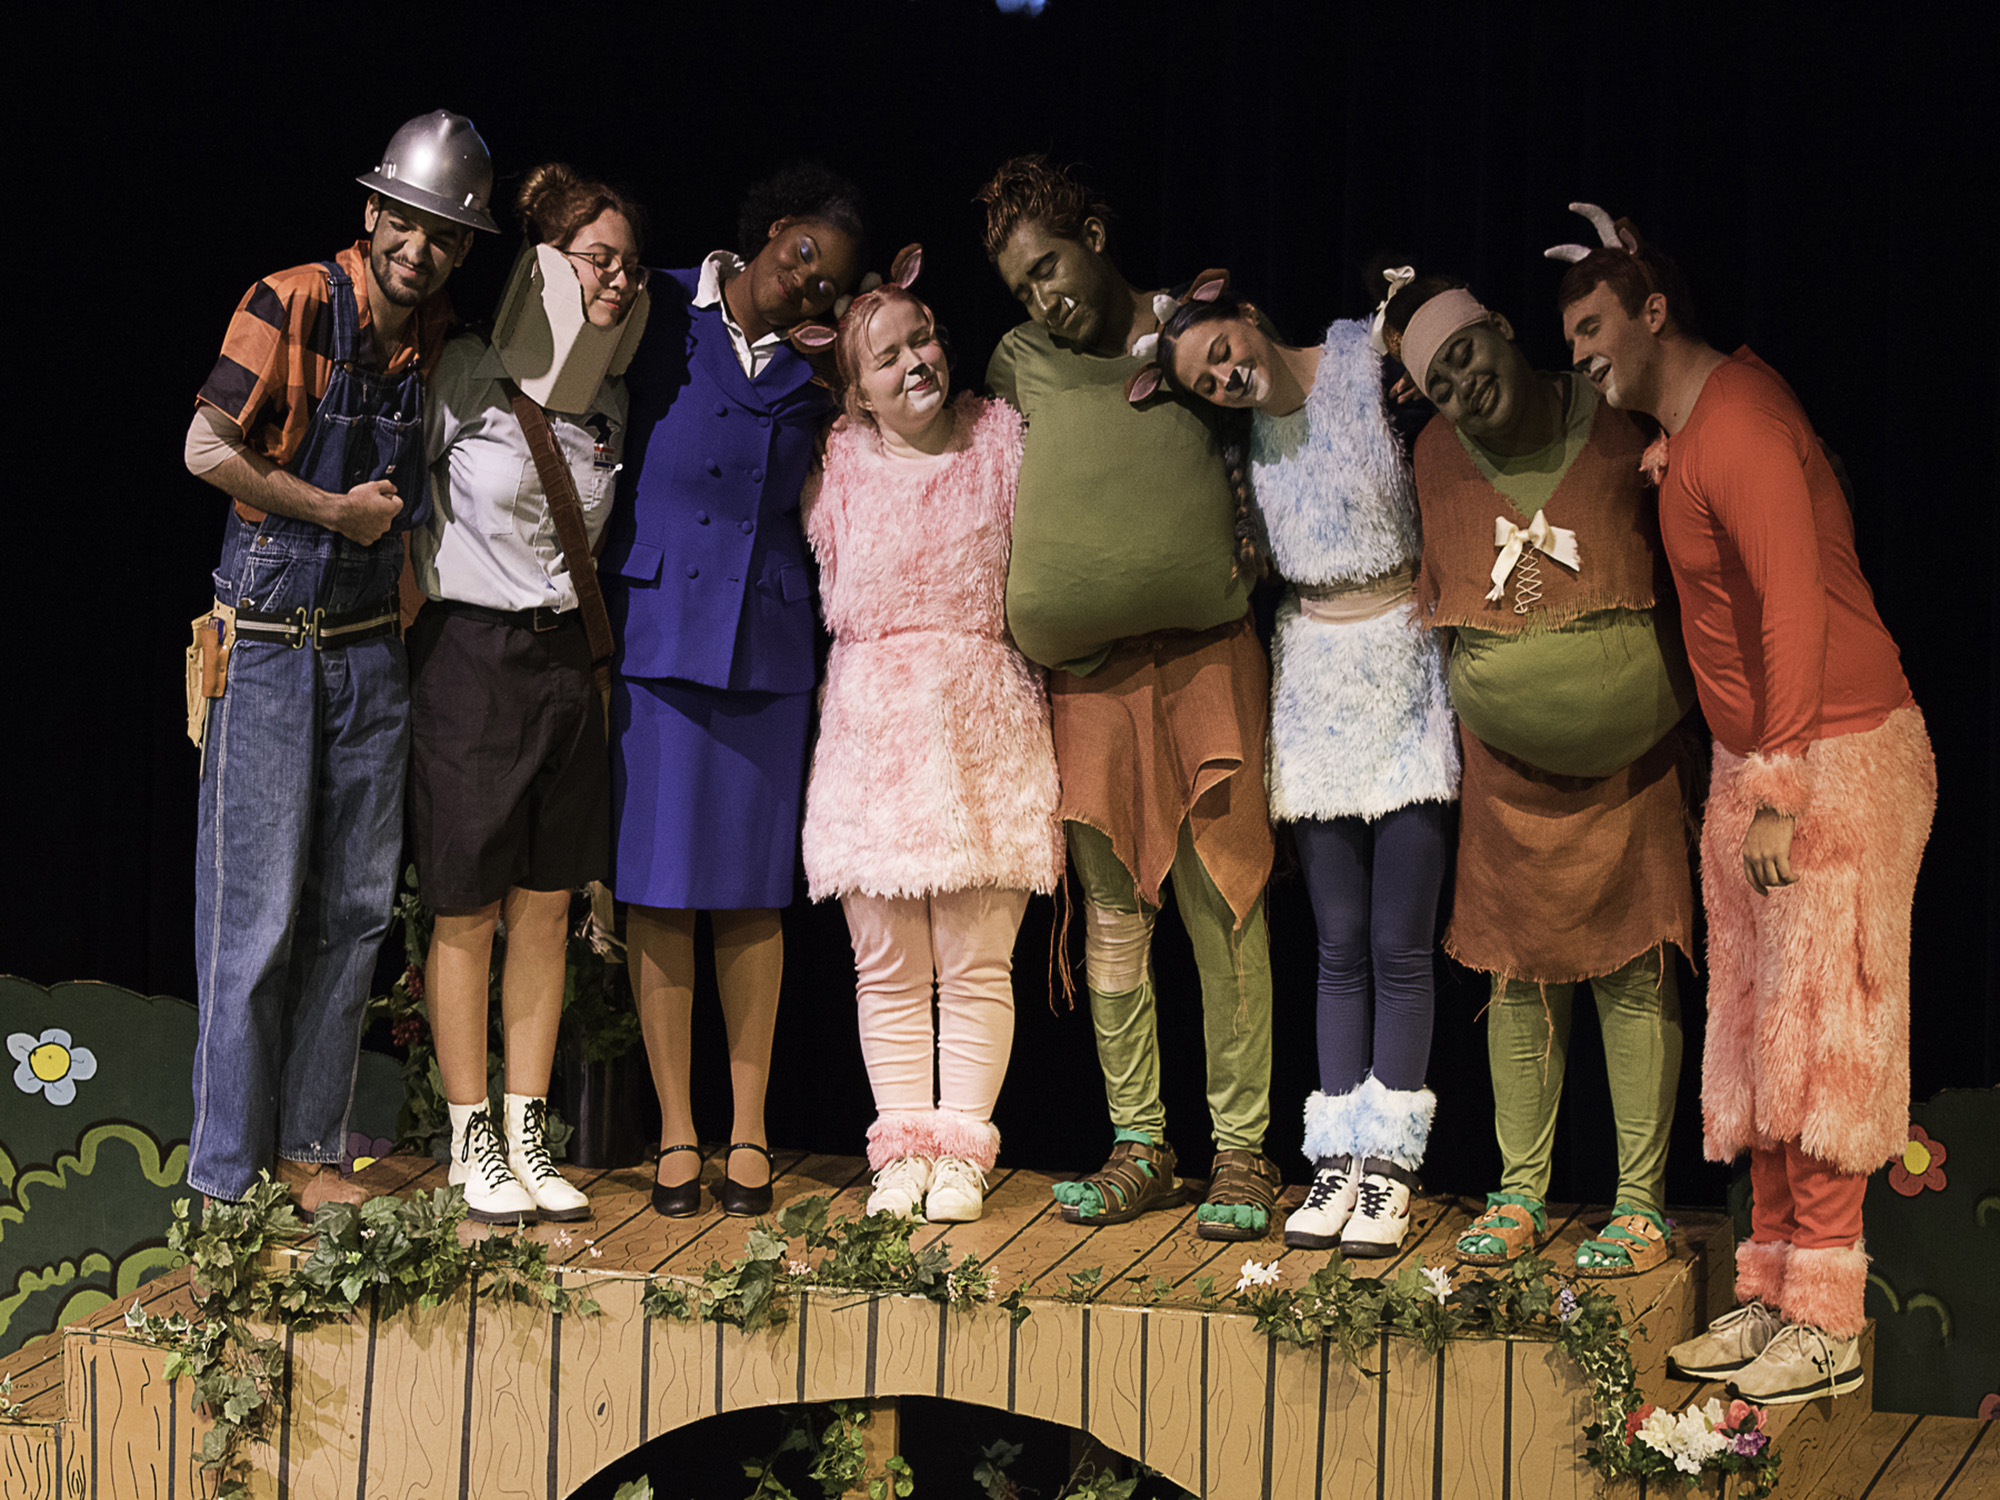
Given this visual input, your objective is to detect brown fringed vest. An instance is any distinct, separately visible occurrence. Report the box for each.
[1412,395,1669,634]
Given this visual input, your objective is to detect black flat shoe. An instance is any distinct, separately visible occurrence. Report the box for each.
[718,1141,773,1217]
[651,1144,704,1218]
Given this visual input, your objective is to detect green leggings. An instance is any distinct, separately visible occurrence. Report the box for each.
[1068,820,1272,1152]
[1487,948,1681,1214]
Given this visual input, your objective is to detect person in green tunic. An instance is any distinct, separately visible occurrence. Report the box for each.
[1380,272,1699,1277]
[975,155,1280,1241]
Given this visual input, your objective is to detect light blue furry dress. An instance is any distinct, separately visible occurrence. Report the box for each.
[1250,320,1459,821]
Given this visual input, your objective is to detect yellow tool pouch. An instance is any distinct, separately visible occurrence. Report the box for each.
[185,602,236,750]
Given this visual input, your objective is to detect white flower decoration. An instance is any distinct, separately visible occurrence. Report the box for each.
[1233,1259,1281,1293]
[9,1029,97,1106]
[1422,1265,1452,1305]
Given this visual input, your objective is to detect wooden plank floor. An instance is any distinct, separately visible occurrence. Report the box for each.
[3,1151,1983,1500]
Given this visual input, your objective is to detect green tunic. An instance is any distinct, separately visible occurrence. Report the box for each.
[1447,383,1694,778]
[987,322,1248,674]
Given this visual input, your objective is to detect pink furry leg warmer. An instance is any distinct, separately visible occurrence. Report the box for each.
[1780,1243,1870,1339]
[931,1108,1001,1173]
[866,1110,937,1171]
[1735,1239,1793,1307]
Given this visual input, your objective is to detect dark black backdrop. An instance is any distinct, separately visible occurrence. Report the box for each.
[12,1,1994,1208]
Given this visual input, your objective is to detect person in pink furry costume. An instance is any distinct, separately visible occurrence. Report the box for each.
[1554,205,1936,1405]
[798,248,1063,1223]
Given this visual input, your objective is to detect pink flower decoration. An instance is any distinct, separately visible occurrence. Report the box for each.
[1887,1124,1948,1197]
[1978,1392,1999,1421]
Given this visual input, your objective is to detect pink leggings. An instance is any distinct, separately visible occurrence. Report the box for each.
[842,888,1029,1120]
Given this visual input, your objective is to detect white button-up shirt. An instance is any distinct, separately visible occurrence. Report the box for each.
[695,250,787,379]
[414,334,626,613]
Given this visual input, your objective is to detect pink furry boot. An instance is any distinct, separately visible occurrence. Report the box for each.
[1735,1238,1792,1307]
[1780,1242,1870,1340]
[926,1109,1001,1223]
[864,1110,937,1219]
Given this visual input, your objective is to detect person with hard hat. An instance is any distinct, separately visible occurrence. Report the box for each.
[180,110,495,1210]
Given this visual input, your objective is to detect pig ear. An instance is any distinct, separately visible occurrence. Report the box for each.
[890,243,923,288]
[789,322,838,349]
[1188,267,1230,303]
[1125,364,1164,404]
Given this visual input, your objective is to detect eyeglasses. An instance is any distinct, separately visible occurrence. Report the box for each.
[562,249,649,289]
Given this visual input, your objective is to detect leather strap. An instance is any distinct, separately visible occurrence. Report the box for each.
[506,387,615,702]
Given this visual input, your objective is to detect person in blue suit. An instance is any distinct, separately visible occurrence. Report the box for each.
[601,165,865,1218]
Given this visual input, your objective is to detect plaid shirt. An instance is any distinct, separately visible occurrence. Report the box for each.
[195,242,455,470]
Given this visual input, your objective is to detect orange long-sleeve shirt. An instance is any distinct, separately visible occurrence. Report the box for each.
[1657,349,1909,761]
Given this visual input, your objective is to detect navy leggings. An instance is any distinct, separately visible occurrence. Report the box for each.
[1291,802,1449,1095]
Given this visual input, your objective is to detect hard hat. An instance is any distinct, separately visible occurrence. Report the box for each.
[356,110,497,232]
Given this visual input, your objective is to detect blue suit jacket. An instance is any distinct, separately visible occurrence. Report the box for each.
[602,267,829,693]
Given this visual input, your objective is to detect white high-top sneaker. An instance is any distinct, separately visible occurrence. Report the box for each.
[1284,1154,1360,1249]
[866,1156,933,1218]
[448,1101,537,1225]
[1340,1157,1417,1258]
[505,1094,590,1222]
[925,1157,988,1223]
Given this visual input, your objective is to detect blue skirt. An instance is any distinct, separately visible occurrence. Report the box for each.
[610,676,811,909]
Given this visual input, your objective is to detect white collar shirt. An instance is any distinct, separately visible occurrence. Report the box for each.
[414,335,627,613]
[694,250,787,379]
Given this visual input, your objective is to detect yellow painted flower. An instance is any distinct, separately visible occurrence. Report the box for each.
[8,1028,99,1106]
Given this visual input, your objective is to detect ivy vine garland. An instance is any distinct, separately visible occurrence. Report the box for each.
[119,1184,1777,1499]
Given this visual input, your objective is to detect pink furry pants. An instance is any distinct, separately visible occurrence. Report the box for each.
[1701,704,1935,1339]
[842,888,1029,1171]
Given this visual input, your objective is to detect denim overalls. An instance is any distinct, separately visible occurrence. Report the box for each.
[188,262,428,1201]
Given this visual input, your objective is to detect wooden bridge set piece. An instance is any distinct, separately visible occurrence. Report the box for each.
[2,1152,1992,1498]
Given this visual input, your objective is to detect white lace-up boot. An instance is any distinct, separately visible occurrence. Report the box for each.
[1284,1154,1361,1249]
[867,1156,934,1218]
[1340,1156,1418,1257]
[505,1094,590,1222]
[448,1101,537,1224]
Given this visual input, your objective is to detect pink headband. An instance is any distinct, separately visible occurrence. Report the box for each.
[1396,289,1491,387]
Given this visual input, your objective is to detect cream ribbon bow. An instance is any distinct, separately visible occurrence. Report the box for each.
[1487,512,1581,601]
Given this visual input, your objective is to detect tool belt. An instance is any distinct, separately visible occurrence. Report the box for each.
[185,602,235,750]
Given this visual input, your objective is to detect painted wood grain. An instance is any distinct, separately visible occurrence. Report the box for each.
[1262,1331,1325,1500]
[872,1295,942,1399]
[1007,1298,1082,1427]
[938,1302,1012,1412]
[1439,1336,1510,1500]
[1138,1308,1209,1497]
[0,1422,58,1500]
[1508,1337,1593,1500]
[1315,1331,1382,1500]
[465,1280,556,1494]
[1201,1310,1269,1498]
[1081,1302,1145,1464]
[1378,1335,1441,1499]
[644,1296,715,1436]
[716,1294,804,1412]
[281,1308,371,1500]
[552,1273,647,1497]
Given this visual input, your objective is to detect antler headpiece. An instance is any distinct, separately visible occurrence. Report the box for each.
[1544,202,1640,263]
[1124,267,1231,404]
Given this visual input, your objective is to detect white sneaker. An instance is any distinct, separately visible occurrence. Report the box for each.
[866,1156,933,1218]
[1340,1157,1415,1258]
[1284,1154,1360,1249]
[1729,1322,1863,1405]
[925,1157,988,1222]
[1667,1299,1782,1380]
[449,1102,538,1225]
[505,1094,590,1222]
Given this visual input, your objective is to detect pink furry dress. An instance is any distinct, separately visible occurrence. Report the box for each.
[801,395,1062,901]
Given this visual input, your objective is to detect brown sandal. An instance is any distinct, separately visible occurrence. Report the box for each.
[1455,1192,1546,1265]
[1575,1205,1672,1278]
[1195,1150,1282,1242]
[1058,1139,1186,1225]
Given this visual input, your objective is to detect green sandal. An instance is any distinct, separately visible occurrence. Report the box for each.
[1195,1150,1282,1242]
[1455,1192,1546,1265]
[1575,1204,1671,1278]
[1056,1136,1186,1225]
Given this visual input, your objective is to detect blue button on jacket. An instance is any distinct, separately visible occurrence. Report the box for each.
[601,267,829,693]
